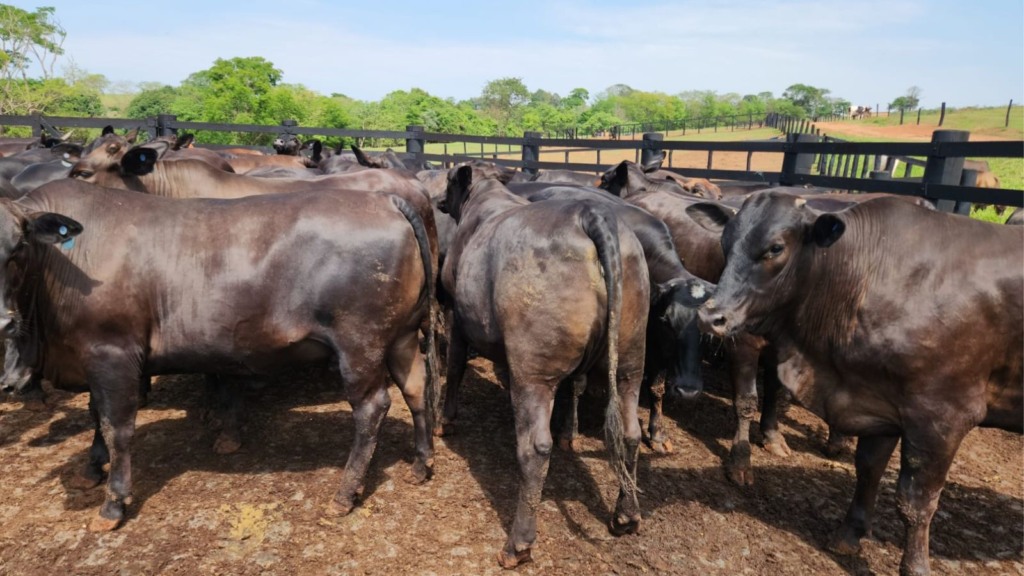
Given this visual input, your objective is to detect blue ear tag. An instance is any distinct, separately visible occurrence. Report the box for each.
[58,225,68,236]
[139,153,147,161]
[61,237,75,250]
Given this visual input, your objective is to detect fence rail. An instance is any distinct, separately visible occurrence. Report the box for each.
[2,113,1021,210]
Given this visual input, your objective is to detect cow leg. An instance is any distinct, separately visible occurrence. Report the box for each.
[828,435,899,555]
[894,428,968,576]
[609,371,643,537]
[438,320,468,436]
[69,394,110,490]
[206,375,244,455]
[387,331,434,484]
[499,380,555,569]
[330,374,391,516]
[555,375,586,452]
[87,346,141,532]
[758,363,792,458]
[726,338,760,486]
[644,374,672,454]
[16,374,47,411]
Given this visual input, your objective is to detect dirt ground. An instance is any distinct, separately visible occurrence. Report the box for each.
[812,121,1014,142]
[0,355,1020,576]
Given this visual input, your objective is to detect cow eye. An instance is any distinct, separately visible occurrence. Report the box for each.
[72,169,94,179]
[764,243,784,260]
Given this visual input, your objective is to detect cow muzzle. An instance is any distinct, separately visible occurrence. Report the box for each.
[697,300,736,338]
[667,375,703,400]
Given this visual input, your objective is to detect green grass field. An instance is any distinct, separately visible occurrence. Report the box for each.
[860,105,1023,140]
[100,93,136,118]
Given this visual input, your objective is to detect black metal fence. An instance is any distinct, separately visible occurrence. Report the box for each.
[2,113,1021,210]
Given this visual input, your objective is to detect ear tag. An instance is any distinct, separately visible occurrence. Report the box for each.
[61,237,75,250]
[58,225,68,236]
[61,160,72,168]
[139,153,147,162]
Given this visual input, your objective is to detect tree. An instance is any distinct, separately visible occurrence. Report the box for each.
[782,83,833,118]
[480,77,530,135]
[0,4,66,116]
[891,86,922,111]
[125,85,178,119]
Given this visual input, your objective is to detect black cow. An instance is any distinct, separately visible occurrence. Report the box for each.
[696,192,1023,576]
[505,181,712,453]
[0,181,438,532]
[440,165,650,567]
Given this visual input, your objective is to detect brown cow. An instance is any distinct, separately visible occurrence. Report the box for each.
[696,192,1022,576]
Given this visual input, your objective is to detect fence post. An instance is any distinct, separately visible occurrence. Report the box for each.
[922,129,969,212]
[156,114,178,137]
[779,133,819,186]
[955,169,978,215]
[640,132,664,169]
[405,124,425,163]
[899,108,905,125]
[938,102,946,127]
[1007,99,1014,128]
[522,131,543,175]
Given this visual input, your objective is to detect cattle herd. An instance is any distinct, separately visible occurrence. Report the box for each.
[0,128,1020,575]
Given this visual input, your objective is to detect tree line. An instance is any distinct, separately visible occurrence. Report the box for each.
[2,4,908,148]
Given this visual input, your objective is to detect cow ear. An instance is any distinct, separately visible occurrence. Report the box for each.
[686,202,734,234]
[351,145,373,167]
[101,125,114,136]
[124,128,139,144]
[311,140,323,163]
[121,143,168,176]
[642,154,662,172]
[173,133,194,150]
[810,214,846,247]
[455,165,473,190]
[23,212,83,245]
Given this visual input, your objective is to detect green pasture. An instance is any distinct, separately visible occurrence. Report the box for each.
[854,105,1023,140]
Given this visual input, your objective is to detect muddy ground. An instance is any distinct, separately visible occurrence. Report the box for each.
[0,355,1020,576]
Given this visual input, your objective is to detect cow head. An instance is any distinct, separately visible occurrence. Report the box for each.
[70,141,170,185]
[598,161,650,198]
[440,161,515,223]
[650,276,715,399]
[691,192,846,338]
[273,134,302,156]
[0,200,83,346]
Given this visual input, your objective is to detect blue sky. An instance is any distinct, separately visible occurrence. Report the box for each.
[14,0,1024,107]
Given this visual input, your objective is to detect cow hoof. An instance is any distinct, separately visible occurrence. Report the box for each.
[648,438,674,455]
[726,443,754,486]
[404,461,432,485]
[213,434,241,455]
[826,528,863,556]
[557,437,579,452]
[325,498,355,518]
[762,436,792,458]
[496,547,532,569]
[88,513,122,532]
[609,514,641,536]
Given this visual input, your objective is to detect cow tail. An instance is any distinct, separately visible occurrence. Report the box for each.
[389,195,439,433]
[581,206,638,509]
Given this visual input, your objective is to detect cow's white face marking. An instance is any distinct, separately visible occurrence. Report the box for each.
[690,282,706,300]
[794,198,807,207]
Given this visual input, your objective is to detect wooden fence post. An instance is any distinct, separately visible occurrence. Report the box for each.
[640,132,664,168]
[779,133,819,185]
[938,102,946,127]
[899,107,905,125]
[956,169,978,215]
[917,108,922,125]
[1007,99,1014,128]
[922,129,969,211]
[522,131,543,175]
[156,114,177,137]
[405,125,425,163]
